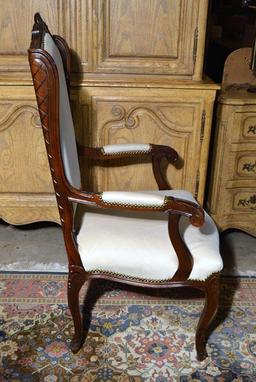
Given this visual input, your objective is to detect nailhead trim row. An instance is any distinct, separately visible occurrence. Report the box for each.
[99,193,169,210]
[100,146,152,157]
[88,269,172,283]
[87,269,221,283]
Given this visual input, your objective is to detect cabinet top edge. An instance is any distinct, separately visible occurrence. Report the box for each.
[219,89,256,105]
[0,74,220,90]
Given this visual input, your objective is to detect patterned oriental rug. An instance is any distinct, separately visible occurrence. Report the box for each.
[0,274,255,381]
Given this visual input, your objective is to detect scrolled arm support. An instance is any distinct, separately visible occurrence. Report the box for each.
[77,142,178,190]
[150,144,178,163]
[164,197,205,227]
[150,144,178,189]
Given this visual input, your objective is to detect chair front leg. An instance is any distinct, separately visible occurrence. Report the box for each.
[195,273,220,361]
[68,264,87,353]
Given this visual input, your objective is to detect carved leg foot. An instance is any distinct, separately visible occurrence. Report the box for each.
[70,335,85,354]
[195,274,220,361]
[68,265,87,354]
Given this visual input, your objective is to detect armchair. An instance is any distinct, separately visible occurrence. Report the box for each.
[28,13,223,361]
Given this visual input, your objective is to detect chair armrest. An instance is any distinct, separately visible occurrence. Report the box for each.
[102,143,151,156]
[77,143,178,163]
[100,191,166,209]
[68,190,204,227]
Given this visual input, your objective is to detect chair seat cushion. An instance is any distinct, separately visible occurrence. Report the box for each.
[76,190,223,281]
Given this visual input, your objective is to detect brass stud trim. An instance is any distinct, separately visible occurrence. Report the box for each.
[99,193,168,210]
[100,146,152,157]
[88,269,172,283]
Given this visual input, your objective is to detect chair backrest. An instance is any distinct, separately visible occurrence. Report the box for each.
[43,32,81,190]
[29,14,81,191]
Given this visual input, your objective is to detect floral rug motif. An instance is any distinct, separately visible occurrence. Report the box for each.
[0,274,256,381]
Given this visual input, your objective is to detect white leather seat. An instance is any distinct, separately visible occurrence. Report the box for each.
[76,190,223,281]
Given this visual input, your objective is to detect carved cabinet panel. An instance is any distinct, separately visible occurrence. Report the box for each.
[0,0,207,79]
[0,86,59,225]
[207,93,256,236]
[79,86,216,204]
[94,0,205,77]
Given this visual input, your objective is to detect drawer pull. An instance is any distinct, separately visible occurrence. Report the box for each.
[248,125,256,135]
[242,162,256,173]
[238,194,256,209]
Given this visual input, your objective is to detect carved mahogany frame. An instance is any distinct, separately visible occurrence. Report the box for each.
[28,13,220,361]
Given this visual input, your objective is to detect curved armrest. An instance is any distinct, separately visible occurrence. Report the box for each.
[68,190,204,227]
[100,191,166,209]
[165,196,204,227]
[77,143,178,163]
[102,143,151,155]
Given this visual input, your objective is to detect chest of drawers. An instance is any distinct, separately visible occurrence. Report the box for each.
[207,89,256,236]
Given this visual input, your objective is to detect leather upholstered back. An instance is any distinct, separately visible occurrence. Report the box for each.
[43,32,81,190]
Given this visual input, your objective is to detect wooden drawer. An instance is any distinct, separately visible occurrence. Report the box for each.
[233,190,256,212]
[231,112,256,143]
[222,147,256,180]
[212,186,256,217]
[235,152,256,178]
[210,186,256,235]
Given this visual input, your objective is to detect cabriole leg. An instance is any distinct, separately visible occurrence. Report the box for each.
[68,265,87,353]
[195,274,220,361]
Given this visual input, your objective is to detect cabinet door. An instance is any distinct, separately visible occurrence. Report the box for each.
[0,0,59,73]
[79,87,212,203]
[0,0,92,74]
[94,0,204,76]
[0,86,59,224]
[0,0,206,79]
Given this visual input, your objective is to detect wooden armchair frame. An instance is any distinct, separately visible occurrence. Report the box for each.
[28,13,221,361]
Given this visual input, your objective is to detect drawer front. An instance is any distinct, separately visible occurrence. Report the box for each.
[220,188,256,215]
[243,116,256,138]
[223,149,256,180]
[233,191,256,212]
[236,153,256,177]
[231,112,256,143]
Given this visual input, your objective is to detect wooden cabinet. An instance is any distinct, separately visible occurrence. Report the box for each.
[0,0,208,79]
[207,49,256,236]
[0,0,218,225]
[93,0,206,77]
